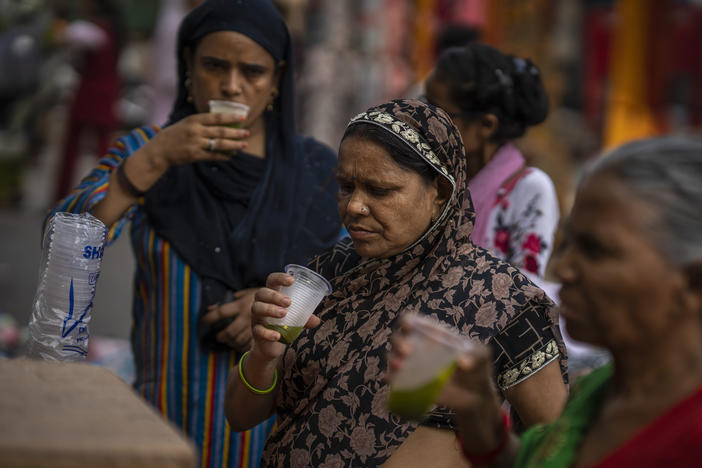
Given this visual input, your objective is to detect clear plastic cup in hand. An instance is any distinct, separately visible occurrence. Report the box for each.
[208,100,249,128]
[264,264,332,344]
[387,314,473,420]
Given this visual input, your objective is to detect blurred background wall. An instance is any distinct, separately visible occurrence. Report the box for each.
[1,0,701,355]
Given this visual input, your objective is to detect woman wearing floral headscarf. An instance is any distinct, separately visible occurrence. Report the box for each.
[225,99,568,467]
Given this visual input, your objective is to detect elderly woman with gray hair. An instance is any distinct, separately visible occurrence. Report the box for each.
[390,136,702,467]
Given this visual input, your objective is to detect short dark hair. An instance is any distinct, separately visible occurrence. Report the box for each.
[342,123,437,185]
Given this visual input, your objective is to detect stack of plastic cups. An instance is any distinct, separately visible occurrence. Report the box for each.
[27,212,107,361]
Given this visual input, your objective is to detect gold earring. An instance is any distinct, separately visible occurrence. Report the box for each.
[267,89,278,112]
[185,77,193,103]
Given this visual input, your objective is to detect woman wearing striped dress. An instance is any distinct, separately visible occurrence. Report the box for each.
[46,1,341,467]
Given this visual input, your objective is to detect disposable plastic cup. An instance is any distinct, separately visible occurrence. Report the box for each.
[41,289,94,310]
[46,261,102,276]
[42,290,95,308]
[47,246,104,267]
[38,297,93,333]
[45,253,98,266]
[45,218,105,259]
[43,281,94,295]
[43,270,100,291]
[49,237,104,252]
[50,210,105,229]
[43,281,95,297]
[46,249,80,260]
[44,273,97,283]
[387,314,473,420]
[44,282,97,299]
[28,306,90,361]
[45,255,101,270]
[48,242,102,255]
[209,100,249,128]
[264,264,332,344]
[45,269,100,282]
[49,221,105,244]
[43,291,93,308]
[46,246,102,264]
[50,226,103,240]
[46,252,91,265]
[43,272,97,290]
[38,293,67,311]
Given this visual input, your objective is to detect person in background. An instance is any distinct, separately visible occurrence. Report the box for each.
[225,99,567,467]
[53,0,123,202]
[46,0,341,466]
[423,43,558,281]
[404,22,480,101]
[149,0,203,126]
[434,23,481,58]
[391,137,702,467]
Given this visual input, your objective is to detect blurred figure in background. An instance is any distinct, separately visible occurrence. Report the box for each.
[150,0,203,126]
[434,23,480,58]
[404,22,480,100]
[53,0,123,202]
[0,0,54,205]
[423,43,611,378]
[424,43,558,282]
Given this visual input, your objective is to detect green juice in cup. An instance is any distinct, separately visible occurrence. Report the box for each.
[387,361,457,420]
[387,314,471,420]
[264,264,333,345]
[264,324,304,345]
[208,100,249,152]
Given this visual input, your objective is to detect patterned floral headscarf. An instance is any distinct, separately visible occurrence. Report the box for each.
[262,99,565,467]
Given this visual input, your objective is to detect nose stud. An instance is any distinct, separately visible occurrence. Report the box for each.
[360,206,368,214]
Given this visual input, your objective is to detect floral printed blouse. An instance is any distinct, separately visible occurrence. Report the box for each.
[483,167,559,279]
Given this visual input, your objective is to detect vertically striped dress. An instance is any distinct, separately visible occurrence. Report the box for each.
[48,126,278,468]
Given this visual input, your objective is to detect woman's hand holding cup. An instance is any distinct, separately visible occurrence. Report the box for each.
[389,316,498,415]
[435,343,498,415]
[387,314,473,420]
[142,111,250,174]
[250,271,322,361]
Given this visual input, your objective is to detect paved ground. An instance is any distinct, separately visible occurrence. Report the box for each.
[0,106,133,341]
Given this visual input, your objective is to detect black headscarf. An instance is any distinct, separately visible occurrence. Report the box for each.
[143,0,340,350]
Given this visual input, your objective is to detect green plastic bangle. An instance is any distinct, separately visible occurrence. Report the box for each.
[238,351,278,395]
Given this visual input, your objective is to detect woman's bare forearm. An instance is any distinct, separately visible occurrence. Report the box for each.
[452,360,566,467]
[504,359,567,426]
[90,146,166,227]
[224,350,280,431]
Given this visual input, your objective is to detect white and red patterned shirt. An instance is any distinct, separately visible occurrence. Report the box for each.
[481,167,559,279]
